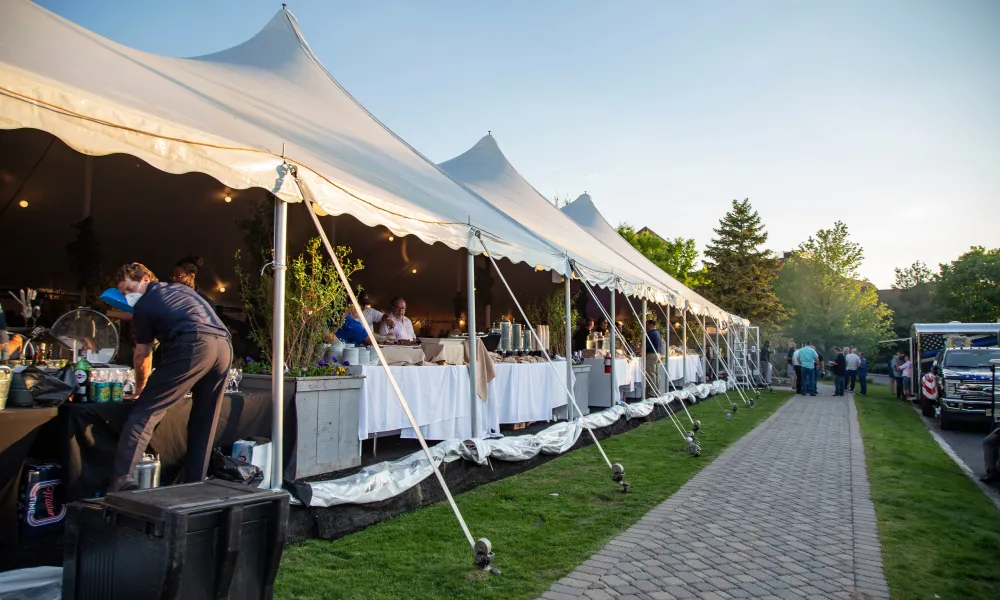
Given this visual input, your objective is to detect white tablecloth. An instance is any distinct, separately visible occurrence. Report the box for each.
[357,360,571,441]
[491,361,570,425]
[666,355,705,383]
[357,364,490,441]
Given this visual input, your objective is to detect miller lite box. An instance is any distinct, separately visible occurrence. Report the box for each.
[18,460,67,538]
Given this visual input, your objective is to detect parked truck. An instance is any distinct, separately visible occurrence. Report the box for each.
[910,323,1000,430]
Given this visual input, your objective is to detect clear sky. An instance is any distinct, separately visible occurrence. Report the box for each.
[36,0,1000,288]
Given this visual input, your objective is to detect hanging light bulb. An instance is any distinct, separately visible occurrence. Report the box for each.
[218,286,227,293]
[224,196,232,203]
[18,200,28,208]
[388,236,395,242]
[411,268,418,274]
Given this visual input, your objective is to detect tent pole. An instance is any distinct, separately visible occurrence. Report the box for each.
[565,272,573,420]
[702,321,708,383]
[715,324,721,380]
[467,250,480,437]
[641,298,647,398]
[609,281,617,406]
[682,303,688,386]
[664,305,671,393]
[270,196,288,491]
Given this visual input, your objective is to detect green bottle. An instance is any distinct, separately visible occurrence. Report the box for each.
[73,356,92,402]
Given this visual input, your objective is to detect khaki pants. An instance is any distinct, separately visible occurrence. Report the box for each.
[645,353,660,398]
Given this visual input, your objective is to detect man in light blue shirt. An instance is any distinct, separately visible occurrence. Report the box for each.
[797,342,819,396]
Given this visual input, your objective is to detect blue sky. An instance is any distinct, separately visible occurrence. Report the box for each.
[37,0,1000,288]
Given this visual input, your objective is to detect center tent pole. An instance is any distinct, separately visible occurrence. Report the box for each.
[641,297,647,399]
[270,194,288,492]
[467,249,480,437]
[610,281,618,406]
[682,303,688,388]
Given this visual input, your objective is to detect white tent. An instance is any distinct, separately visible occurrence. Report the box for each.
[562,194,744,325]
[0,0,575,488]
[0,0,567,274]
[438,134,675,306]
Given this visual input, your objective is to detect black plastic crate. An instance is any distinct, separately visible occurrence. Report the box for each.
[63,479,289,600]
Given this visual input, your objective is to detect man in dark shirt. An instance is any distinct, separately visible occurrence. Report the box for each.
[831,347,847,396]
[644,320,663,398]
[109,262,232,492]
[572,318,595,353]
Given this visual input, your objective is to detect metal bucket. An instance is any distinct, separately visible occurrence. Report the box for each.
[131,454,161,489]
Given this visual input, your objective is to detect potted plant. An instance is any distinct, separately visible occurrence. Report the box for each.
[236,235,367,478]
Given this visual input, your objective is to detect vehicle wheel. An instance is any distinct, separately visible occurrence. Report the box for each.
[939,410,954,431]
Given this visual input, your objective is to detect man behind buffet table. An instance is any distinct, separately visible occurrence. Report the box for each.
[376,296,416,341]
[108,263,232,492]
[572,318,595,353]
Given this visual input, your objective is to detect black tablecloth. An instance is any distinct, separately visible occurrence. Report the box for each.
[33,392,297,502]
[0,407,59,551]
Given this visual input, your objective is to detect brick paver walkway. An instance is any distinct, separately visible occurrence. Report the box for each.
[541,391,890,600]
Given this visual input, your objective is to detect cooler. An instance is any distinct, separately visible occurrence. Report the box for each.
[63,479,289,600]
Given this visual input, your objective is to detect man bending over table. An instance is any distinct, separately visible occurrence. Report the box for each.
[108,262,232,492]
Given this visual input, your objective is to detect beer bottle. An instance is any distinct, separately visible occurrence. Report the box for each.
[73,356,92,402]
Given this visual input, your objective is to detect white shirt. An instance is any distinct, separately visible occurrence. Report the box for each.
[845,352,861,370]
[362,306,383,329]
[378,313,416,341]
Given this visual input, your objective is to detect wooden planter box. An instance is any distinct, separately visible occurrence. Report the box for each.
[242,374,365,479]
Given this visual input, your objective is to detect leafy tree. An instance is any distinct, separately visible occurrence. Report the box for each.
[884,261,940,337]
[775,222,893,355]
[701,199,784,329]
[936,246,1000,322]
[616,224,706,288]
[893,261,934,290]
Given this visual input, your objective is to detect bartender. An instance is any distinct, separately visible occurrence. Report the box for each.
[572,318,595,353]
[172,255,216,311]
[108,262,232,492]
[376,296,416,341]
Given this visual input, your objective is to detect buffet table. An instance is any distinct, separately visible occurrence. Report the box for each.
[356,359,572,441]
[666,354,706,384]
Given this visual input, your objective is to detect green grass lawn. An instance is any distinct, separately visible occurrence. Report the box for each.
[276,390,792,600]
[854,384,1000,600]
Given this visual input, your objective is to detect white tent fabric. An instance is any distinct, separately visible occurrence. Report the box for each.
[438,134,674,305]
[0,0,567,274]
[563,194,745,324]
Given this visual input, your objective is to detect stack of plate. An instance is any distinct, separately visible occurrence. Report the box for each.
[357,347,371,365]
[342,346,359,366]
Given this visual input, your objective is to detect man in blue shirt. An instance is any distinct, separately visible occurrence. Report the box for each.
[109,262,232,492]
[797,341,819,396]
[644,320,663,398]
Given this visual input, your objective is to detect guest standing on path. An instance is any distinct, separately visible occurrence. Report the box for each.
[798,341,818,396]
[845,347,861,392]
[831,347,847,396]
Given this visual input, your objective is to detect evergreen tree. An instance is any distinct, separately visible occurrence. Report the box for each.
[701,199,784,328]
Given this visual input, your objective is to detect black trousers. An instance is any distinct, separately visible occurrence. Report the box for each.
[794,365,802,394]
[847,370,857,391]
[896,376,905,399]
[111,333,232,488]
